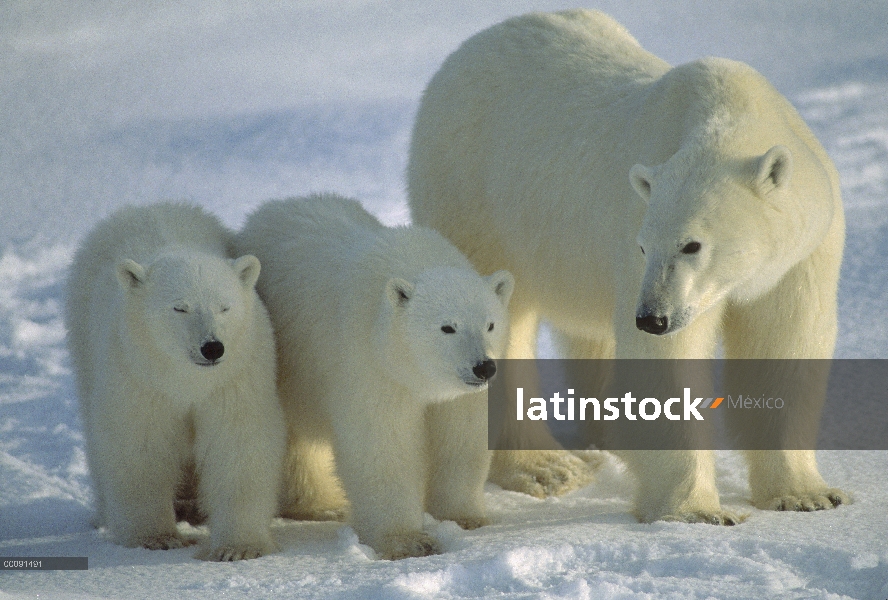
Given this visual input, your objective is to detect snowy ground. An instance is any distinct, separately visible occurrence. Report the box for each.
[1,2,887,598]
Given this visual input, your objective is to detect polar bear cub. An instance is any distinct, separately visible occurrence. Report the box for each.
[236,194,514,559]
[66,203,286,561]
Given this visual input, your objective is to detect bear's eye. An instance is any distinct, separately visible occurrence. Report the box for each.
[441,325,456,334]
[220,306,230,313]
[487,323,494,332]
[640,246,645,255]
[681,242,702,255]
[173,306,188,313]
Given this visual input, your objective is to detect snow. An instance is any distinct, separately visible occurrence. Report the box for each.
[1,1,886,598]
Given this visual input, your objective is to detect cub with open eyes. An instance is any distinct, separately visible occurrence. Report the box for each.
[236,194,514,560]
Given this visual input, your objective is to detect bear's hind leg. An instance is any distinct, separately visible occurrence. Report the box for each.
[489,310,599,497]
[279,435,349,522]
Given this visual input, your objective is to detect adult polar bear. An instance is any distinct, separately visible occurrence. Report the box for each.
[408,10,847,523]
[66,203,285,560]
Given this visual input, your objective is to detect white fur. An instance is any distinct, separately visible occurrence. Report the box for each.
[408,10,847,521]
[66,203,286,560]
[235,194,514,559]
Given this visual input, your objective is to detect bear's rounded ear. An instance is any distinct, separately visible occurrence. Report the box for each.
[486,270,515,307]
[116,259,146,291]
[754,145,793,194]
[233,255,261,289]
[385,277,414,308]
[629,164,654,204]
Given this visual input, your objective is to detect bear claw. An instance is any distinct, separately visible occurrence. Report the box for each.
[196,543,272,562]
[763,488,851,512]
[380,532,441,560]
[137,533,196,550]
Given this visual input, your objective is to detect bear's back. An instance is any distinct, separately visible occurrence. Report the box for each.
[417,9,668,125]
[238,194,475,316]
[237,194,384,297]
[409,9,670,252]
[235,195,386,356]
[75,203,231,269]
[365,225,474,284]
[236,195,479,365]
[485,10,665,83]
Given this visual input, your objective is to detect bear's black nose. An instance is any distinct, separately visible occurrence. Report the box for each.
[472,359,497,381]
[636,315,668,335]
[201,340,225,361]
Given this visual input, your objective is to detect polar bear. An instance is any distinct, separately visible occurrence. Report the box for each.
[235,194,514,559]
[408,10,848,523]
[66,203,286,560]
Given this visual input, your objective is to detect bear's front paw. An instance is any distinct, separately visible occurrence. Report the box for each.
[137,532,197,550]
[758,488,850,512]
[195,541,277,562]
[489,450,599,498]
[379,531,441,560]
[661,510,747,526]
